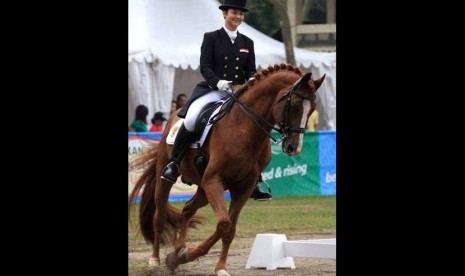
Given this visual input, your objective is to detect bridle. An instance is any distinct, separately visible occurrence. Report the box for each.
[274,77,315,139]
[210,76,315,143]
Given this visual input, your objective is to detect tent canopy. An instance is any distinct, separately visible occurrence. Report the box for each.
[128,0,336,130]
[129,0,335,69]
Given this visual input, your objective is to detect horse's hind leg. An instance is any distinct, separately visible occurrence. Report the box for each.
[166,188,209,271]
[149,178,173,268]
[176,188,208,250]
[180,180,231,275]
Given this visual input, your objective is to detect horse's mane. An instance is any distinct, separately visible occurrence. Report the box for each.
[236,63,303,98]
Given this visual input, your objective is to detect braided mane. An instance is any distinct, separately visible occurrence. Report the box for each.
[235,63,303,98]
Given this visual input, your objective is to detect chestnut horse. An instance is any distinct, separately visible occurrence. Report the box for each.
[129,64,325,276]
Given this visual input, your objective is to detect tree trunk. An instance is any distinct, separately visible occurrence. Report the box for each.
[270,0,296,65]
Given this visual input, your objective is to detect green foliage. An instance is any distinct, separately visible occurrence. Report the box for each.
[244,0,328,41]
[244,0,281,40]
[305,0,327,24]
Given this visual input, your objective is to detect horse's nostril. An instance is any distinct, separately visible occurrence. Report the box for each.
[287,144,294,153]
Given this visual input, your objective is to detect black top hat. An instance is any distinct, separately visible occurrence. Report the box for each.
[151,112,167,124]
[219,0,248,12]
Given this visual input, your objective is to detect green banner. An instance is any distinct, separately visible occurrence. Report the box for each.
[261,131,321,197]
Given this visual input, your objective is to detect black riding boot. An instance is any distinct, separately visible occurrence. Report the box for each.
[161,123,196,183]
[250,175,272,201]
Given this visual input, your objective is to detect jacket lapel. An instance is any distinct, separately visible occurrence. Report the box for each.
[233,32,244,52]
[217,28,238,57]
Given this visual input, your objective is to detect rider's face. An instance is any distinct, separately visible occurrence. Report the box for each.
[223,9,244,30]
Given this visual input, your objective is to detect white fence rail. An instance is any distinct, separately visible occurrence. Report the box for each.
[245,233,336,270]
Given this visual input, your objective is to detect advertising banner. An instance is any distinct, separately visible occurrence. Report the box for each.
[261,131,336,197]
[318,131,336,195]
[129,131,336,201]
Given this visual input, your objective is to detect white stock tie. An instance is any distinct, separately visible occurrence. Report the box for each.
[229,33,237,44]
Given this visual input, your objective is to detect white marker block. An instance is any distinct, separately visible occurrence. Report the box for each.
[245,233,295,270]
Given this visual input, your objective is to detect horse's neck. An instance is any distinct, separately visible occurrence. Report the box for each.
[223,73,294,143]
[239,72,294,119]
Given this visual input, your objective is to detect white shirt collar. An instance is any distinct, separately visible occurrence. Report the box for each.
[223,26,237,42]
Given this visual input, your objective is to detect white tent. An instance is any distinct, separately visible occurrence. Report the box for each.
[128,0,336,129]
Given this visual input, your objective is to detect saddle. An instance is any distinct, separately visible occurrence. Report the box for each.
[166,98,232,180]
[166,93,235,148]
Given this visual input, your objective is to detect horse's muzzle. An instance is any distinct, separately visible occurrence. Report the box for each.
[282,139,300,156]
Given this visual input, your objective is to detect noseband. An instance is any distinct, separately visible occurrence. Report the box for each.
[211,76,314,143]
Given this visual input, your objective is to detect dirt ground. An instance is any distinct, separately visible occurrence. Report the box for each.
[129,231,336,276]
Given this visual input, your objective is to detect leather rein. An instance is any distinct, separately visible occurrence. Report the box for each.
[210,76,314,143]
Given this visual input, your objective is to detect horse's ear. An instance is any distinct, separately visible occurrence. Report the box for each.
[302,72,312,83]
[314,74,326,90]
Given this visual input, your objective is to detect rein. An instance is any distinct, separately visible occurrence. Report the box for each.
[210,76,313,144]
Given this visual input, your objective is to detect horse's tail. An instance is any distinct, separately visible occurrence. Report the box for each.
[128,142,203,246]
[128,142,159,243]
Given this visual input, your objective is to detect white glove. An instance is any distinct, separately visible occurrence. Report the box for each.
[217,80,232,91]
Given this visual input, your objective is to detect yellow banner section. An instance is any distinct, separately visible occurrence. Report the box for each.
[128,135,197,199]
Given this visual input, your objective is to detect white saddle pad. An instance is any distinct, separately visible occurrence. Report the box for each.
[166,104,223,148]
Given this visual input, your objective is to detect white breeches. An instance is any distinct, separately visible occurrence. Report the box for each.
[183,90,228,132]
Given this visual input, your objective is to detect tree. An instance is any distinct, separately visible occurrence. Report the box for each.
[269,0,296,65]
[244,1,280,39]
[244,0,295,65]
[245,0,327,65]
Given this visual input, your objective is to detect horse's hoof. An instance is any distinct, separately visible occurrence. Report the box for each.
[176,247,189,264]
[216,269,230,276]
[148,257,160,269]
[165,252,179,272]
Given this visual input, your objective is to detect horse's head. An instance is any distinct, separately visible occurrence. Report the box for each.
[273,72,325,156]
